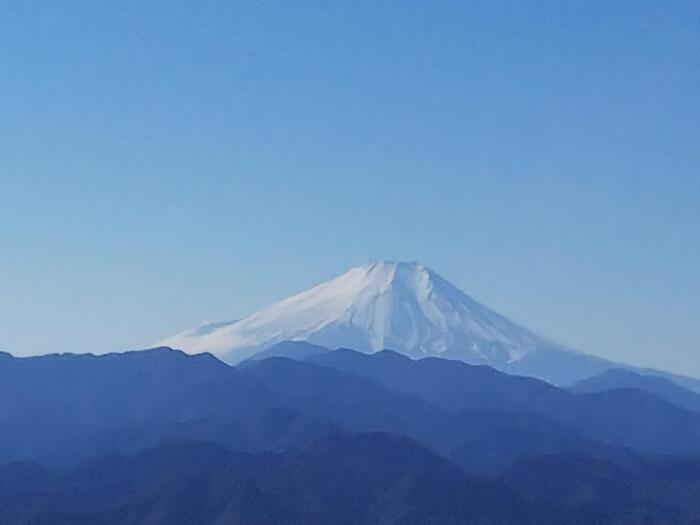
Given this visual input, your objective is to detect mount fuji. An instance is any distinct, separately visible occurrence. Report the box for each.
[158,261,628,385]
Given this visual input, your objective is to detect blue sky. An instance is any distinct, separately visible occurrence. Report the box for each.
[1,1,698,375]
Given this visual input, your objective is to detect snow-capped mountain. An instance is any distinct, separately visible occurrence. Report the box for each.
[157,261,618,385]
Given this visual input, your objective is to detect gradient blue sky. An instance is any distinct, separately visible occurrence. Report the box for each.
[1,1,698,375]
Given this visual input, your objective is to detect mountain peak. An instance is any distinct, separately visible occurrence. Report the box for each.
[316,260,435,299]
[158,261,563,367]
[357,260,426,274]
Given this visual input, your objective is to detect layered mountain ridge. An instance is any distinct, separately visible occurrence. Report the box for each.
[4,346,700,523]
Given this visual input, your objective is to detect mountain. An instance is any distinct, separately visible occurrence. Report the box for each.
[305,346,562,412]
[502,454,700,524]
[158,261,621,385]
[300,346,700,457]
[0,348,341,466]
[9,345,700,471]
[6,433,700,525]
[570,368,700,413]
[6,348,700,523]
[0,434,567,525]
[247,340,331,361]
[7,438,700,525]
[0,346,473,467]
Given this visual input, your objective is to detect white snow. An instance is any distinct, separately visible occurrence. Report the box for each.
[157,261,567,365]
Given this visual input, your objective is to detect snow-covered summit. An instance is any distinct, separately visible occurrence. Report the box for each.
[157,261,583,370]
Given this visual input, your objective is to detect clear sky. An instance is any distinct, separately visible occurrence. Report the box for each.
[1,1,698,375]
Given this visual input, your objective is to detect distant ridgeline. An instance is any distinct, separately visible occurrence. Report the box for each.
[2,345,700,523]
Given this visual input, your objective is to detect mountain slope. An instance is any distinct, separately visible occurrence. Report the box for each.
[7,346,700,472]
[0,348,339,465]
[570,368,700,413]
[158,261,618,385]
[502,454,700,524]
[0,435,566,525]
[301,347,700,457]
